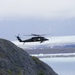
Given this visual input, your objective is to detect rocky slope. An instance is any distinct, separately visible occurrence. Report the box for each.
[0,39,58,75]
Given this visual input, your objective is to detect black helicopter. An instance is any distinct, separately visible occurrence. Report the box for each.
[16,34,49,44]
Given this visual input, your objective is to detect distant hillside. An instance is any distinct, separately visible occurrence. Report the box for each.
[0,39,58,75]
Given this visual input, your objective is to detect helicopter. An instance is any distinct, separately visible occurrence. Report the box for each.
[16,34,49,44]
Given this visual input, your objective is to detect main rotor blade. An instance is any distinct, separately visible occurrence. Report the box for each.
[24,33,50,36]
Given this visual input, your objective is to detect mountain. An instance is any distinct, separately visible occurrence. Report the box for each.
[0,38,58,75]
[34,43,75,49]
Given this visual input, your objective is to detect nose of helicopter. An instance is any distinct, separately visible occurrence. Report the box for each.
[45,38,49,41]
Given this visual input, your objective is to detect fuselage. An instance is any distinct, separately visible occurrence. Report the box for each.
[22,36,48,43]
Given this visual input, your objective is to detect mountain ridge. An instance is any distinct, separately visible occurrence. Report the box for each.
[0,38,58,75]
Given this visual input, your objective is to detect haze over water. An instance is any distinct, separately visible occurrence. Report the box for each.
[40,57,75,75]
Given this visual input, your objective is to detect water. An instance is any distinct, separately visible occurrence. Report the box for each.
[40,57,75,75]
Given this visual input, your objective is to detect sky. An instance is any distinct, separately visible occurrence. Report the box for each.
[0,0,75,41]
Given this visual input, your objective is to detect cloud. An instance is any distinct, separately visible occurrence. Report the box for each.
[0,0,75,20]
